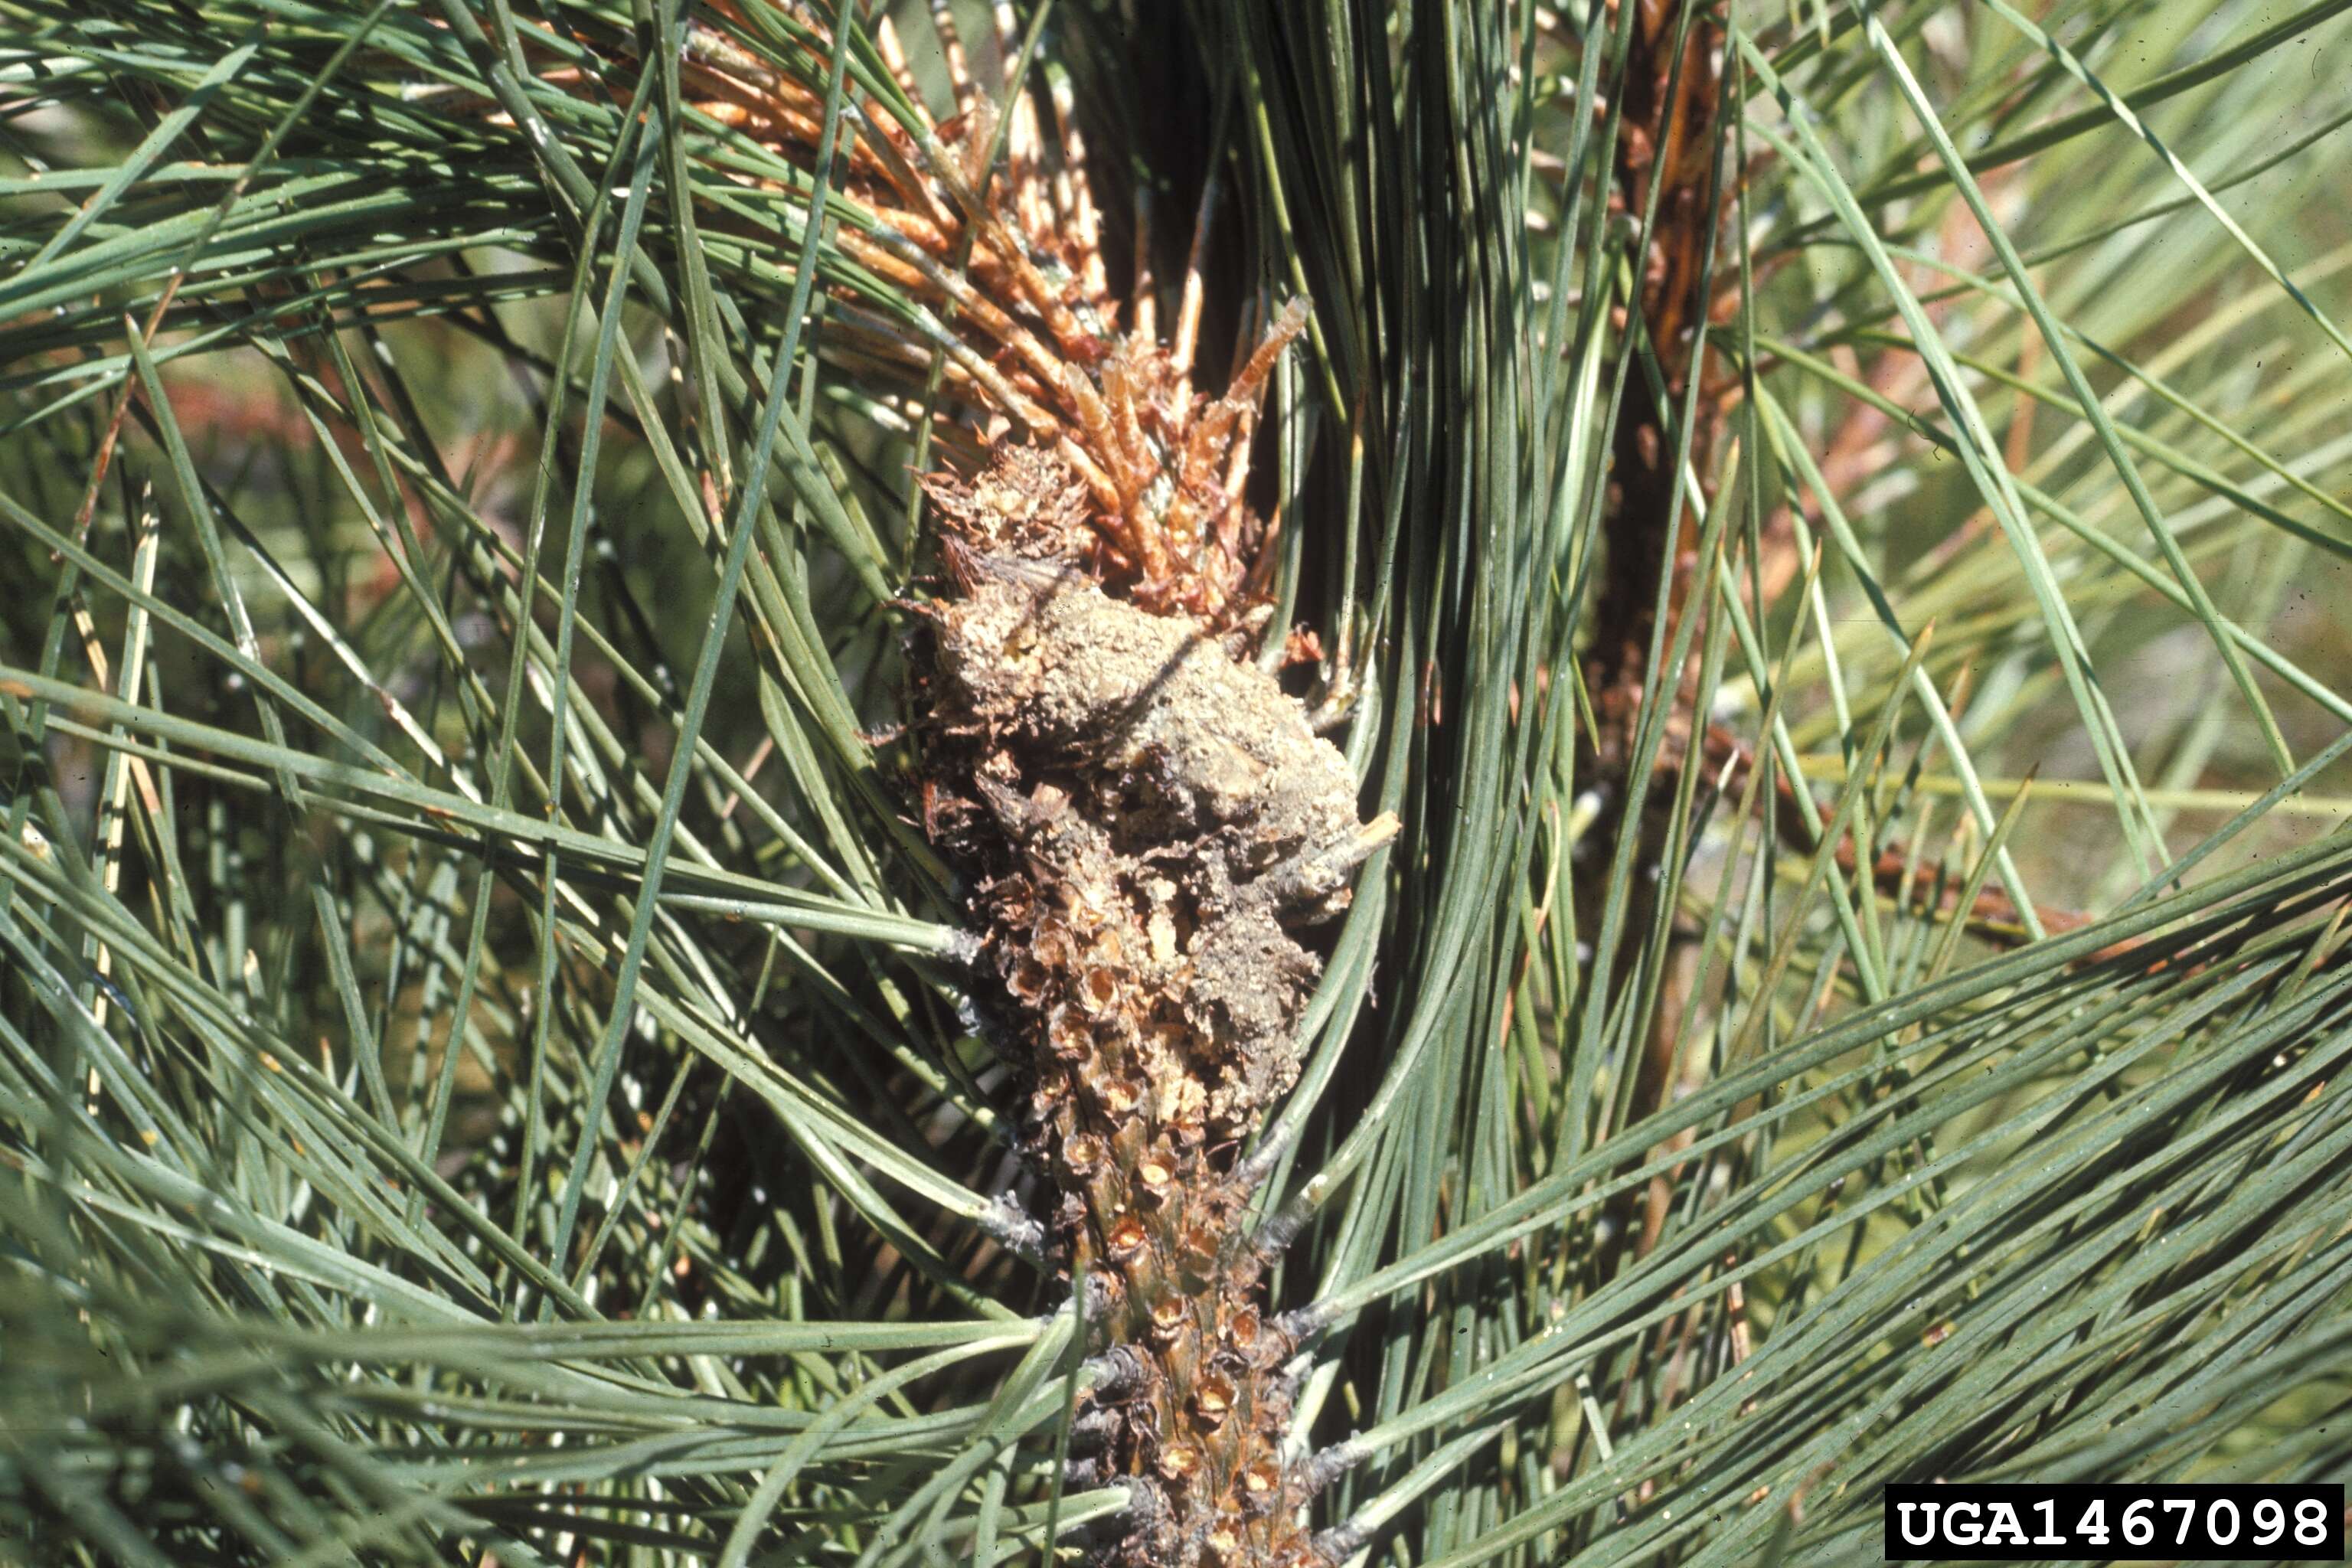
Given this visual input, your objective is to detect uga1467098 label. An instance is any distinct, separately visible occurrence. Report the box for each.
[1883,1483,2344,1560]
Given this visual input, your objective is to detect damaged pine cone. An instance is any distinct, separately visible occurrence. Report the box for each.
[913,443,1395,1566]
